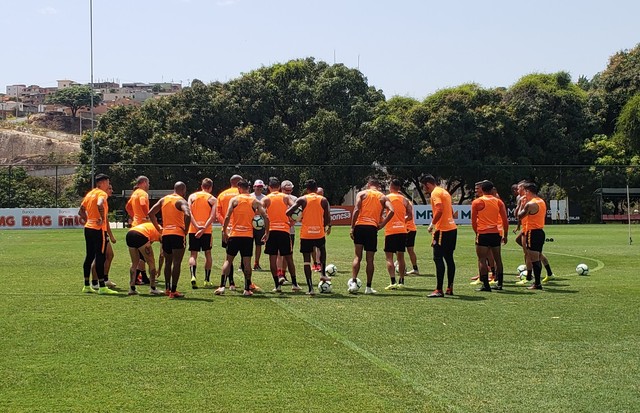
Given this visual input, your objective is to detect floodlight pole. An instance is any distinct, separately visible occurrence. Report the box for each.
[90,0,96,187]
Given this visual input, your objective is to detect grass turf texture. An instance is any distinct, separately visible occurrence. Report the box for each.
[1,225,639,412]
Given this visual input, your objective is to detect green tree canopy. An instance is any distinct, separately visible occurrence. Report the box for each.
[46,85,102,118]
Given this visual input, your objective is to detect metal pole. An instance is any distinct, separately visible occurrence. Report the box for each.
[90,0,96,186]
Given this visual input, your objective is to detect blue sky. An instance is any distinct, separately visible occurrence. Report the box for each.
[1,0,638,99]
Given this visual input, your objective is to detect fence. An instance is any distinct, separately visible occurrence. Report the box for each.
[2,163,640,223]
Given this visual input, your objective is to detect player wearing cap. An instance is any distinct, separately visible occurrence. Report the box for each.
[251,179,266,271]
[279,180,300,290]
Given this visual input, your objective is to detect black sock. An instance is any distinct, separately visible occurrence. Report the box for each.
[190,266,197,278]
[434,257,445,291]
[545,264,553,276]
[291,275,298,285]
[390,276,396,285]
[497,272,504,286]
[84,278,90,287]
[131,285,136,291]
[481,273,491,289]
[219,273,226,288]
[205,269,211,282]
[533,261,542,286]
[413,265,418,271]
[99,280,105,288]
[228,263,235,286]
[244,277,251,291]
[141,271,149,283]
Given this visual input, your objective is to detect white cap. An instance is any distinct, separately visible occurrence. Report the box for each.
[281,180,294,189]
[253,179,265,187]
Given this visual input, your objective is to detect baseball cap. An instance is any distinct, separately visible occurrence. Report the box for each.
[281,180,294,190]
[253,179,265,187]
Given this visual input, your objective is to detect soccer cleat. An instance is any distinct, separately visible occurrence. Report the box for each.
[128,288,139,296]
[214,286,225,295]
[243,289,254,296]
[493,285,503,291]
[319,275,332,282]
[149,288,164,295]
[229,285,237,291]
[272,287,282,293]
[475,286,492,292]
[306,290,316,296]
[164,289,171,296]
[82,285,97,294]
[105,280,117,288]
[515,279,528,286]
[395,283,406,290]
[253,264,262,271]
[527,284,543,290]
[203,281,214,289]
[405,269,419,275]
[542,274,556,284]
[489,280,498,287]
[191,276,198,289]
[445,287,454,296]
[428,289,444,298]
[470,279,482,286]
[291,284,302,292]
[384,284,397,291]
[169,291,185,299]
[281,278,291,285]
[249,283,261,292]
[135,275,144,285]
[364,287,377,295]
[98,286,119,295]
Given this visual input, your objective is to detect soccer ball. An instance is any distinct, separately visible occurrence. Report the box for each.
[394,260,400,274]
[325,264,338,277]
[290,207,302,222]
[517,264,528,279]
[576,263,589,276]
[252,215,265,230]
[347,277,362,293]
[318,280,332,293]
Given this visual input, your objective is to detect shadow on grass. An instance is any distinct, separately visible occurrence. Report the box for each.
[447,294,487,301]
[542,288,579,294]
[495,289,536,295]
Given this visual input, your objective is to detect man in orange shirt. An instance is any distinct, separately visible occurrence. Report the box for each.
[78,173,118,295]
[517,182,547,290]
[125,175,151,285]
[384,179,413,290]
[90,184,117,289]
[286,179,331,295]
[218,180,269,296]
[125,222,164,296]
[471,180,509,292]
[349,177,394,294]
[420,175,457,298]
[215,174,243,290]
[262,177,299,292]
[149,181,195,299]
[187,178,217,289]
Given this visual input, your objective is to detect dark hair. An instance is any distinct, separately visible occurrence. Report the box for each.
[390,178,402,189]
[201,178,213,189]
[237,179,250,190]
[523,182,538,194]
[367,177,381,188]
[305,179,318,192]
[95,173,110,183]
[419,175,437,186]
[481,180,494,193]
[268,177,280,188]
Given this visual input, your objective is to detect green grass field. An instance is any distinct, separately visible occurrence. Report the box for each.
[1,225,639,412]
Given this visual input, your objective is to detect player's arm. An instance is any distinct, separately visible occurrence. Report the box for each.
[350,192,364,238]
[106,224,117,243]
[517,201,533,221]
[215,194,225,225]
[321,197,332,235]
[471,200,481,234]
[404,200,413,222]
[499,200,509,243]
[286,197,306,217]
[96,195,106,227]
[201,196,217,230]
[255,199,270,242]
[429,198,443,234]
[222,197,238,241]
[178,199,192,235]
[148,198,164,234]
[78,204,87,221]
[378,196,395,230]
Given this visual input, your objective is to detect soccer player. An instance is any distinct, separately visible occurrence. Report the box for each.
[187,178,217,289]
[349,177,395,294]
[78,173,118,295]
[517,182,547,290]
[91,184,117,289]
[471,180,509,292]
[279,179,298,288]
[148,181,194,299]
[262,177,299,292]
[312,186,326,271]
[384,179,413,290]
[125,222,164,296]
[217,179,269,296]
[420,175,457,298]
[286,179,332,295]
[125,175,151,285]
[251,179,266,271]
[215,174,243,290]
[405,207,420,276]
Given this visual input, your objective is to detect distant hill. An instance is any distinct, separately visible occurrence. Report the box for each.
[0,127,80,165]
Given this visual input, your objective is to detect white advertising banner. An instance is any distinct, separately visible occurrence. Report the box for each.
[0,208,84,229]
[413,205,471,225]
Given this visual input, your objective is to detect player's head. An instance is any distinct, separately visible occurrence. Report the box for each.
[517,180,529,195]
[367,177,381,190]
[253,179,265,193]
[317,187,324,196]
[94,173,110,189]
[201,178,213,192]
[230,174,243,187]
[268,177,280,191]
[511,183,519,195]
[134,175,149,190]
[305,179,318,193]
[390,178,402,192]
[523,182,538,195]
[474,180,485,197]
[107,184,113,197]
[174,181,187,197]
[237,179,250,193]
[281,180,294,194]
[481,180,494,194]
[419,174,437,194]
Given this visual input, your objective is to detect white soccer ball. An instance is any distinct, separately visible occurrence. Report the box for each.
[290,207,302,222]
[318,280,332,293]
[394,260,399,274]
[325,264,338,277]
[517,264,528,279]
[252,215,265,230]
[347,278,362,292]
[576,263,589,276]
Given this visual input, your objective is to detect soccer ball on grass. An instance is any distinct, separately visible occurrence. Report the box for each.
[347,278,362,293]
[318,280,332,293]
[516,264,528,280]
[576,263,589,276]
[325,264,338,277]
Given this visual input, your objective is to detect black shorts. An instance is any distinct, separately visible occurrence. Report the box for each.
[126,230,149,249]
[253,228,266,246]
[384,233,407,253]
[476,233,502,248]
[264,230,293,256]
[406,230,417,248]
[525,229,545,252]
[300,237,325,254]
[226,236,253,258]
[84,227,106,255]
[432,229,457,257]
[189,233,213,251]
[162,234,185,254]
[353,225,378,252]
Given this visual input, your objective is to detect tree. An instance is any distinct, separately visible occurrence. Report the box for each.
[616,93,640,152]
[46,85,102,118]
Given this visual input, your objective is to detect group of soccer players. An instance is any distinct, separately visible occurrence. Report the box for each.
[79,172,552,298]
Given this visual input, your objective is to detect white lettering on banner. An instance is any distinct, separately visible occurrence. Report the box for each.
[413,205,472,225]
[330,207,352,221]
[0,208,85,229]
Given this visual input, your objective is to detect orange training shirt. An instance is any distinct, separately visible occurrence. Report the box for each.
[229,194,255,238]
[189,191,213,234]
[300,193,325,239]
[131,222,161,243]
[217,187,239,225]
[385,193,407,236]
[266,191,289,233]
[127,188,149,227]
[473,195,501,234]
[430,186,457,232]
[82,188,108,231]
[161,194,186,236]
[527,197,546,230]
[355,189,384,227]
